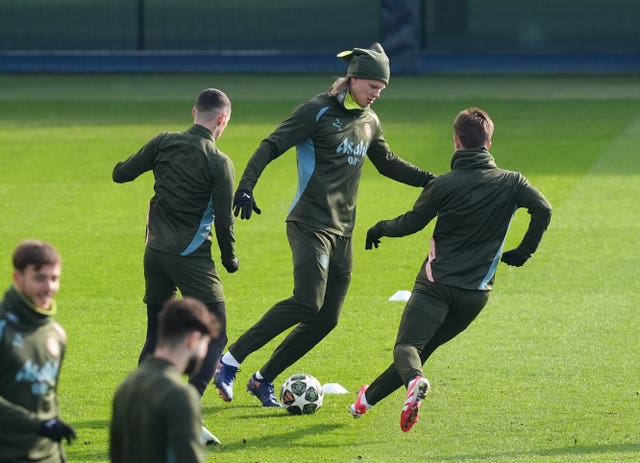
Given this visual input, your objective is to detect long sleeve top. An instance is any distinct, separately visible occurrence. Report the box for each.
[238,91,434,236]
[375,147,552,290]
[0,286,67,462]
[113,124,236,266]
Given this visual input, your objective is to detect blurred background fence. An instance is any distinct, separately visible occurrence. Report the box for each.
[1,0,639,73]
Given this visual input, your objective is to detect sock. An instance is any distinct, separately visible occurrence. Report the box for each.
[221,352,240,368]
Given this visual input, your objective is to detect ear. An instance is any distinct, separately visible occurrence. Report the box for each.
[192,106,197,119]
[185,331,202,350]
[453,135,464,150]
[486,140,492,149]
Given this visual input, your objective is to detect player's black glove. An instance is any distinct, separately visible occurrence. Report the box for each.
[365,223,384,250]
[222,257,239,273]
[233,188,261,220]
[501,248,531,267]
[38,418,77,444]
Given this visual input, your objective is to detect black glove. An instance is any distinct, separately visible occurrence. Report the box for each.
[222,257,239,273]
[38,418,77,444]
[501,248,531,267]
[233,189,261,220]
[365,223,384,250]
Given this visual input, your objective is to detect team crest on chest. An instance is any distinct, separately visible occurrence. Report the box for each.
[364,123,372,139]
[46,335,61,358]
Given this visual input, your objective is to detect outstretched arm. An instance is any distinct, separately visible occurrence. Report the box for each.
[112,134,165,183]
[234,100,318,219]
[365,186,437,249]
[368,148,435,188]
[366,127,435,188]
[232,140,277,220]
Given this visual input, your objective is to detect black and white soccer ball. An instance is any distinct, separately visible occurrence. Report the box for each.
[280,373,324,415]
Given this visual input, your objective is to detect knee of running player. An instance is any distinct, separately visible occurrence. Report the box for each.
[317,306,341,332]
[290,292,325,320]
[393,343,424,384]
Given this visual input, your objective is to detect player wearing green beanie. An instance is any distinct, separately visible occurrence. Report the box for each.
[214,43,435,408]
[338,42,390,85]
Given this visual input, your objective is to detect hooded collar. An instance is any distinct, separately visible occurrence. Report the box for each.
[450,147,497,170]
[188,124,215,142]
[2,285,54,327]
[335,88,366,112]
[343,91,364,110]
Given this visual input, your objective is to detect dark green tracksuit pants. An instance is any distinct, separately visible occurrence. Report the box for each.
[366,276,489,405]
[140,247,227,396]
[229,220,352,382]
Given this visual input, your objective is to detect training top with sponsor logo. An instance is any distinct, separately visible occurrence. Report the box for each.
[238,90,434,236]
[112,124,236,264]
[0,285,68,463]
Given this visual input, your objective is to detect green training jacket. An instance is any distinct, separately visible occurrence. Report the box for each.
[113,124,236,266]
[0,286,68,462]
[375,147,552,290]
[238,90,434,236]
[110,356,205,463]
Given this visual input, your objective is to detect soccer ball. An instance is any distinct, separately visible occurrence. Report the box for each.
[280,373,324,415]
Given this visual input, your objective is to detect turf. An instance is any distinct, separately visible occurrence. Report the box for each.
[0,74,638,463]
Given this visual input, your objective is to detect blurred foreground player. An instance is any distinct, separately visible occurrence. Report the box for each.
[110,297,219,463]
[0,240,76,462]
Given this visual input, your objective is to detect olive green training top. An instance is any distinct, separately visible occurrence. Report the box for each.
[0,286,68,463]
[238,90,434,236]
[375,147,552,290]
[110,356,205,463]
[113,124,237,267]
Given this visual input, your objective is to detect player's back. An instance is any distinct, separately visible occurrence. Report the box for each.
[426,148,533,290]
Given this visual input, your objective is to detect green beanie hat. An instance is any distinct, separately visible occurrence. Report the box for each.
[337,42,390,85]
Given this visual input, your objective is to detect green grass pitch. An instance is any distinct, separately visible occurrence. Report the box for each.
[0,74,639,462]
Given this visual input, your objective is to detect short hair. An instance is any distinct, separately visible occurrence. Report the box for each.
[12,240,61,272]
[453,108,494,149]
[194,88,231,115]
[158,297,218,345]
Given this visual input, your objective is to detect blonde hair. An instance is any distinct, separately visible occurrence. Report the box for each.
[328,77,350,96]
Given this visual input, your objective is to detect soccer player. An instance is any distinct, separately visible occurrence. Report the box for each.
[110,297,218,463]
[0,240,77,462]
[349,108,552,432]
[214,43,435,407]
[112,88,237,443]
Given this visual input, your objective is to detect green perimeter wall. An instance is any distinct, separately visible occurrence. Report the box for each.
[1,0,638,53]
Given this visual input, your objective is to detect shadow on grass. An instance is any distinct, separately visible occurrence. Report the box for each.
[64,449,109,462]
[202,402,287,415]
[436,442,640,461]
[63,419,111,461]
[208,422,353,453]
